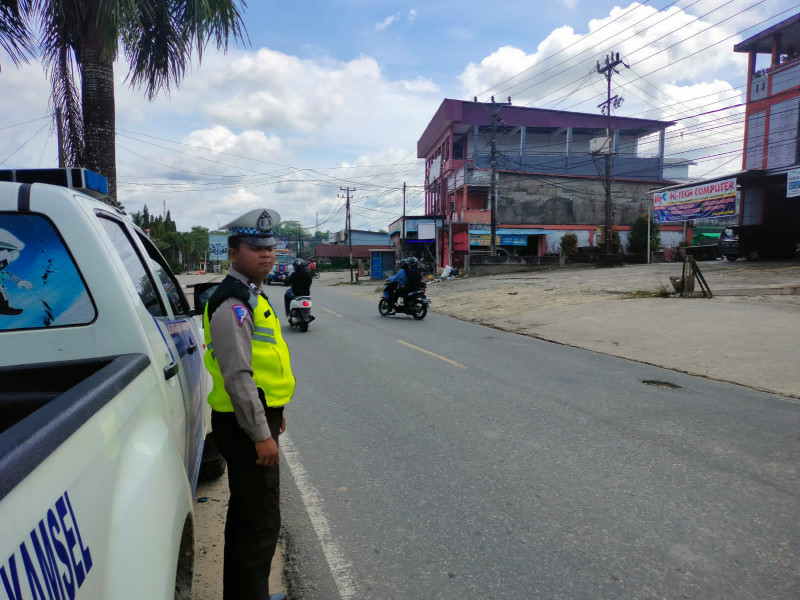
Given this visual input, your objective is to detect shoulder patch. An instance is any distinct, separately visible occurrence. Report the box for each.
[231,304,249,325]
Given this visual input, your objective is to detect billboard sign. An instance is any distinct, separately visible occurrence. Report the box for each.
[787,168,800,198]
[653,177,737,222]
[208,234,228,261]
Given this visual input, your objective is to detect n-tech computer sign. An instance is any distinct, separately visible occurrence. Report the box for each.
[653,178,737,222]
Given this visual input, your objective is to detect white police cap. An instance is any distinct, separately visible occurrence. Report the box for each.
[222,208,281,247]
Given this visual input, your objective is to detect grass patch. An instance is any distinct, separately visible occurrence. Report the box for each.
[622,284,671,298]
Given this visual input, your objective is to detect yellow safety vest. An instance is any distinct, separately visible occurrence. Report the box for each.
[203,292,295,411]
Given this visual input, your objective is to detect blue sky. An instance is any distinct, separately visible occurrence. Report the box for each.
[0,1,797,233]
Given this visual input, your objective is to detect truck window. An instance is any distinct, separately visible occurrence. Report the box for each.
[97,217,166,317]
[0,213,96,331]
[136,232,191,316]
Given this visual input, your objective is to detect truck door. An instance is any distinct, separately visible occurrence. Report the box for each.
[95,217,204,491]
[134,232,205,491]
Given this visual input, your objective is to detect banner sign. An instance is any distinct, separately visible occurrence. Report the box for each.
[469,234,529,246]
[653,177,737,222]
[787,169,800,198]
[208,234,228,261]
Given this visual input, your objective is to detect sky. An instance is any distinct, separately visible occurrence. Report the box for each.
[0,0,797,233]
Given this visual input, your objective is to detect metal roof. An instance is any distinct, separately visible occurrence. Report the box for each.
[734,13,800,54]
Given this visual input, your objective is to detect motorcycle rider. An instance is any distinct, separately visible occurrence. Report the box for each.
[402,257,423,304]
[285,258,312,320]
[386,259,408,312]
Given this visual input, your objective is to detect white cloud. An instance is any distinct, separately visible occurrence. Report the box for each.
[375,14,399,32]
[561,0,579,8]
[408,9,418,24]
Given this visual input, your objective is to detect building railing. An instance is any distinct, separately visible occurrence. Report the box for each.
[471,152,665,181]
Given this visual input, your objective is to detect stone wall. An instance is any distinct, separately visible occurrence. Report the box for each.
[497,173,656,226]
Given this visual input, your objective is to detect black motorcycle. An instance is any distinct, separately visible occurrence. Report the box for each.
[379,281,430,320]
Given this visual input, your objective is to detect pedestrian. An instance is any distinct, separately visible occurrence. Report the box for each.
[202,208,294,600]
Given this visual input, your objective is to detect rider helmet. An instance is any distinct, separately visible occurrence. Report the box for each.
[293,258,307,270]
[407,257,419,268]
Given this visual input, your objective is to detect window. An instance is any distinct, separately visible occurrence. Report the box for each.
[137,233,191,316]
[97,217,166,317]
[0,213,96,331]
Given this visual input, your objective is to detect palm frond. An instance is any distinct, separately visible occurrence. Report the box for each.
[123,0,247,99]
[0,0,34,69]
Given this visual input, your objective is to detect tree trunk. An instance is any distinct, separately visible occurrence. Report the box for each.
[78,17,118,206]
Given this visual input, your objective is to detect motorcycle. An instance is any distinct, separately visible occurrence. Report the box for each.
[378,281,430,320]
[288,295,315,332]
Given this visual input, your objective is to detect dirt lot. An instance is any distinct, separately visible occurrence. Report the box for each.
[325,259,800,313]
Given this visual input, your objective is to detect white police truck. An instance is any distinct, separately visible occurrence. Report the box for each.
[0,169,216,599]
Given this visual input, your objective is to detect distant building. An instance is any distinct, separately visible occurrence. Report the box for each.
[417,98,685,267]
[315,228,393,264]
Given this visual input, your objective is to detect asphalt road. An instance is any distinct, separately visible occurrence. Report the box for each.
[277,284,799,600]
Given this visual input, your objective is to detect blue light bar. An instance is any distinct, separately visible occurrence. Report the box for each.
[0,168,109,199]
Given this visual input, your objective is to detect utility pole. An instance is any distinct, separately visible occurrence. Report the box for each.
[339,187,355,282]
[490,99,499,256]
[596,51,628,258]
[55,108,65,168]
[402,182,407,258]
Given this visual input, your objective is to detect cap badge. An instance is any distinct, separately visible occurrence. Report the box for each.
[257,211,273,233]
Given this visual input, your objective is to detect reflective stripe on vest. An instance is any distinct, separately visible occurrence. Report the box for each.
[203,293,295,412]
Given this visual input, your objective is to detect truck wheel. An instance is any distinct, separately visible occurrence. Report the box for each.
[198,433,226,482]
[266,279,272,285]
[726,255,737,261]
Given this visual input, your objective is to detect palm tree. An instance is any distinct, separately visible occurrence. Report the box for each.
[1,1,247,206]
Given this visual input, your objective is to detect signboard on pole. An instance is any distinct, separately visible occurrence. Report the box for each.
[208,234,228,261]
[652,177,737,222]
[787,168,800,197]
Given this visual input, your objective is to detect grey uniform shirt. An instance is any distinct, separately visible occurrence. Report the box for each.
[209,267,272,442]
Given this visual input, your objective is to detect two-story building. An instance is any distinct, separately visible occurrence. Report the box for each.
[736,13,800,229]
[417,98,687,268]
[651,13,800,256]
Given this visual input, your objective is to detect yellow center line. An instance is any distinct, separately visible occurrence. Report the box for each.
[322,308,344,318]
[396,340,467,369]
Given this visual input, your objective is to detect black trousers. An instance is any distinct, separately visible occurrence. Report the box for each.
[212,405,284,600]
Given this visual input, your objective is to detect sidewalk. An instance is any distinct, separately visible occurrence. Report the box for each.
[327,261,800,399]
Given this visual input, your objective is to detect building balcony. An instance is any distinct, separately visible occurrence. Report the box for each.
[751,56,800,101]
[471,152,665,182]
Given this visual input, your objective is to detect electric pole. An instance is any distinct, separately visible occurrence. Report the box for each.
[339,187,355,282]
[596,51,628,258]
[489,98,505,256]
[55,108,65,168]
[402,182,407,258]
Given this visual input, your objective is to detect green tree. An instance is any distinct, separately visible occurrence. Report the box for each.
[627,216,661,254]
[1,0,247,206]
[560,233,578,255]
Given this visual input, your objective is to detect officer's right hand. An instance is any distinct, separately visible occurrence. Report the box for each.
[255,437,279,467]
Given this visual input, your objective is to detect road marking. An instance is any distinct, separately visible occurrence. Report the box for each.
[323,308,344,318]
[282,434,356,599]
[396,339,467,369]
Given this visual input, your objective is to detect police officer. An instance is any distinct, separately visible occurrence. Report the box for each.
[202,208,293,600]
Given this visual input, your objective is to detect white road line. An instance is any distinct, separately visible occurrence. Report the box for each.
[323,307,344,318]
[396,339,467,368]
[281,433,356,599]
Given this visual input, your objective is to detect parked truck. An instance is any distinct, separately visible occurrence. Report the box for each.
[0,170,216,599]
